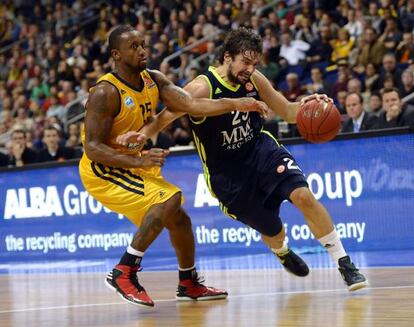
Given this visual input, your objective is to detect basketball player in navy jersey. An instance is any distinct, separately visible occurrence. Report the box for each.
[118,28,367,291]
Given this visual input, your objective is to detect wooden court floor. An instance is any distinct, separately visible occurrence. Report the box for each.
[0,267,413,327]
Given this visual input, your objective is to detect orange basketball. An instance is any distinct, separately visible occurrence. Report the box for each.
[296,99,341,143]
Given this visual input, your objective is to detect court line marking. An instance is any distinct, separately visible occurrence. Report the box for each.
[1,284,413,314]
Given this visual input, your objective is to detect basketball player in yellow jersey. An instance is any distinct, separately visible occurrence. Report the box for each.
[79,25,268,308]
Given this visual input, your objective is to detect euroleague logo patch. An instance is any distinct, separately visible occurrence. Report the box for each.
[124,96,135,108]
[276,165,285,173]
[245,82,254,91]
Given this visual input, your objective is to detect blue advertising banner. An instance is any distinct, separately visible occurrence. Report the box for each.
[1,133,413,262]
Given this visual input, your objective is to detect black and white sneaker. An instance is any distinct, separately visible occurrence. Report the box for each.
[338,256,368,291]
[276,249,309,277]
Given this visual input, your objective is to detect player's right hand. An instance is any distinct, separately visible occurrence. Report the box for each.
[140,148,170,167]
[236,98,270,118]
[116,131,147,147]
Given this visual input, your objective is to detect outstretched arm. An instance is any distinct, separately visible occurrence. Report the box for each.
[148,69,269,117]
[117,73,267,146]
[252,70,331,123]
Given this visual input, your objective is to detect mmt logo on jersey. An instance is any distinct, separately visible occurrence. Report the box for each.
[124,96,135,108]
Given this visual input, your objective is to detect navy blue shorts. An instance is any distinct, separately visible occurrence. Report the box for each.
[209,131,308,236]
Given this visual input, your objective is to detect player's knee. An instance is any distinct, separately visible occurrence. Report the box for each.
[290,187,316,209]
[165,208,192,231]
[254,219,283,237]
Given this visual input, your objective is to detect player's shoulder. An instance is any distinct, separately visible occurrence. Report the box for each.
[87,80,120,112]
[184,75,211,98]
[146,69,173,89]
[251,70,267,86]
[89,80,119,99]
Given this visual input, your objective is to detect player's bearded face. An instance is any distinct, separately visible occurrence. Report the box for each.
[227,51,261,84]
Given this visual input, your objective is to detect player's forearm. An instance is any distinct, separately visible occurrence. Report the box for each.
[179,97,238,117]
[284,102,300,123]
[85,142,142,168]
[140,109,183,138]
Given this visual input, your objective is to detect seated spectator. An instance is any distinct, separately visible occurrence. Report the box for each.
[357,27,386,66]
[347,78,362,94]
[399,69,414,104]
[46,95,65,120]
[13,107,34,132]
[330,28,354,63]
[0,129,37,167]
[332,70,350,100]
[336,90,348,115]
[379,53,402,89]
[363,63,381,94]
[283,73,304,102]
[295,17,318,45]
[344,9,363,41]
[377,87,414,128]
[379,18,402,52]
[37,125,76,162]
[257,52,279,85]
[65,122,82,149]
[396,32,414,64]
[306,26,333,66]
[368,92,384,117]
[342,93,378,133]
[304,67,329,95]
[279,32,310,66]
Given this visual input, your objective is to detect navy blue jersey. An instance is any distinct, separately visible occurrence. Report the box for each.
[189,66,263,170]
[188,66,308,236]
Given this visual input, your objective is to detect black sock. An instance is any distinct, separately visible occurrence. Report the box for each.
[119,251,142,267]
[179,267,197,281]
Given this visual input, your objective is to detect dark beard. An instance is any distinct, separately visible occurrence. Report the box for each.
[227,67,243,85]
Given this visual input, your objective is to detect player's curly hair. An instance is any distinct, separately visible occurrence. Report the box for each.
[218,27,263,64]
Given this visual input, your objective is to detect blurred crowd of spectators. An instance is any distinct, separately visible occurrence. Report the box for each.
[0,0,414,169]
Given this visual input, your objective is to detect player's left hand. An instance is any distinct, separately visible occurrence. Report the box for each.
[116,131,147,147]
[237,98,270,118]
[300,94,333,106]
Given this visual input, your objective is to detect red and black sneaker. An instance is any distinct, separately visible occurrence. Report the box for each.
[105,264,154,307]
[176,273,228,301]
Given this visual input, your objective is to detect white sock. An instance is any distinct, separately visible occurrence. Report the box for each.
[127,245,145,257]
[178,265,196,271]
[271,241,289,255]
[318,229,347,266]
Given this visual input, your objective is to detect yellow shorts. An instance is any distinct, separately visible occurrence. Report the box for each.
[79,154,183,226]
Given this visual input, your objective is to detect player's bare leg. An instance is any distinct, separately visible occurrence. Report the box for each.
[168,206,228,301]
[105,193,183,307]
[262,226,309,277]
[290,187,368,291]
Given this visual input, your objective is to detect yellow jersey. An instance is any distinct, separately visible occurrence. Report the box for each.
[81,70,159,156]
[78,71,182,226]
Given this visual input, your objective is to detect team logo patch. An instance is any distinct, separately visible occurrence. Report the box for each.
[124,96,135,108]
[245,82,254,91]
[276,165,285,173]
[143,75,156,88]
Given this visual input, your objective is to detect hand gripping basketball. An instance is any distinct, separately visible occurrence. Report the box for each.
[296,99,341,143]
